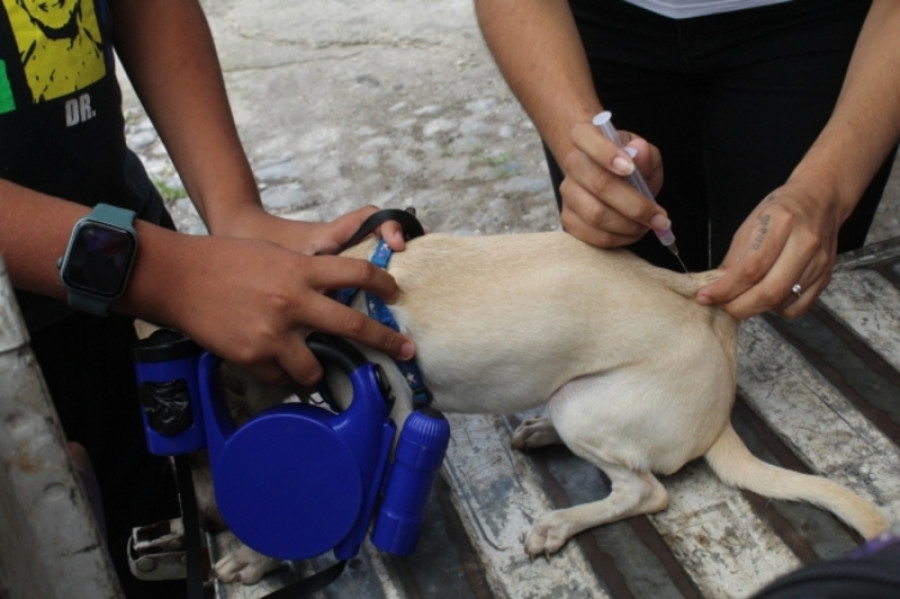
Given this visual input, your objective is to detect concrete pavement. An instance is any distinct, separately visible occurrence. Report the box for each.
[121,0,558,238]
[119,0,900,244]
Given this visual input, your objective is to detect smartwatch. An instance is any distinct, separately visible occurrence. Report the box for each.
[58,203,139,317]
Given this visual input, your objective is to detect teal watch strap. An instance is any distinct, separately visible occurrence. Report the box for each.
[66,289,120,316]
[68,288,114,316]
[89,203,136,230]
[59,203,138,317]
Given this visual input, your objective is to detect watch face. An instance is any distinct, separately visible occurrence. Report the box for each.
[61,221,137,298]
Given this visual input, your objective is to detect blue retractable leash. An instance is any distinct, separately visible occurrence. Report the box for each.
[132,209,448,598]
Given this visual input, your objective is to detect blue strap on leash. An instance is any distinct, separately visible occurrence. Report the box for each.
[364,240,432,408]
[335,210,433,408]
[332,208,423,306]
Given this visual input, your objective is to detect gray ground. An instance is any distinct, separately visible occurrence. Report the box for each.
[121,0,899,244]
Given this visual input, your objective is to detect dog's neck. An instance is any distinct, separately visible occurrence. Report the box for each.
[337,238,433,408]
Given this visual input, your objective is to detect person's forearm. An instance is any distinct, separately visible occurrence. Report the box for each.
[0,186,415,384]
[474,0,601,166]
[0,183,84,300]
[111,0,262,235]
[788,0,900,220]
[0,182,184,322]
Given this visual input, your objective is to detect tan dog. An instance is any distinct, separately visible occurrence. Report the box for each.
[212,230,888,582]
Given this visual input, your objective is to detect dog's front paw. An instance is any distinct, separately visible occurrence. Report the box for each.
[214,543,282,585]
[511,417,562,450]
[524,511,572,559]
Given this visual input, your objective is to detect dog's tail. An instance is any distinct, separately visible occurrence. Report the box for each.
[704,423,888,539]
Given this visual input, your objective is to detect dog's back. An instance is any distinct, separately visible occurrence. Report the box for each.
[344,231,738,421]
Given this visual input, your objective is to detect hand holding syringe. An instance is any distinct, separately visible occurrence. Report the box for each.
[592,111,688,273]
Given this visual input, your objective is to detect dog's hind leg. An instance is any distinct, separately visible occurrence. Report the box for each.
[521,371,685,558]
[524,462,669,558]
[511,416,563,450]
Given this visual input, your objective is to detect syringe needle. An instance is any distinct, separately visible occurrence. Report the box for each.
[593,111,688,273]
[672,248,688,274]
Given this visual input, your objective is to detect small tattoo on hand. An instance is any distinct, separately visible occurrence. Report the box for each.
[751,214,771,250]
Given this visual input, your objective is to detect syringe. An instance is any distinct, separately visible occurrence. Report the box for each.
[592,111,688,273]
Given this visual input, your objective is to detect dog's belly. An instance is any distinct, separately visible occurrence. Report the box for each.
[393,316,627,415]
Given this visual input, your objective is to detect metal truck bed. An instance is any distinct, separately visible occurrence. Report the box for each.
[214,237,900,599]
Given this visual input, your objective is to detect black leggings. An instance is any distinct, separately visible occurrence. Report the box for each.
[546,0,896,271]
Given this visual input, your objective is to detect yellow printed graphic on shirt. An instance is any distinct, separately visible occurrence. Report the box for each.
[3,0,105,103]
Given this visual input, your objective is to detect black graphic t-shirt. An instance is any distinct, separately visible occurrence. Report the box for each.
[0,0,172,329]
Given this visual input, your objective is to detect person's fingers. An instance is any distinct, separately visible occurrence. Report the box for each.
[571,123,636,176]
[720,271,824,321]
[772,254,832,320]
[275,335,324,387]
[560,201,644,247]
[560,177,648,234]
[621,137,663,192]
[562,152,666,234]
[307,255,399,299]
[302,256,415,355]
[697,208,794,309]
[245,301,415,388]
[302,291,415,359]
[775,276,828,320]
[571,124,665,195]
[378,219,407,251]
[247,359,303,387]
[309,206,383,255]
[238,334,325,388]
[702,231,822,320]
